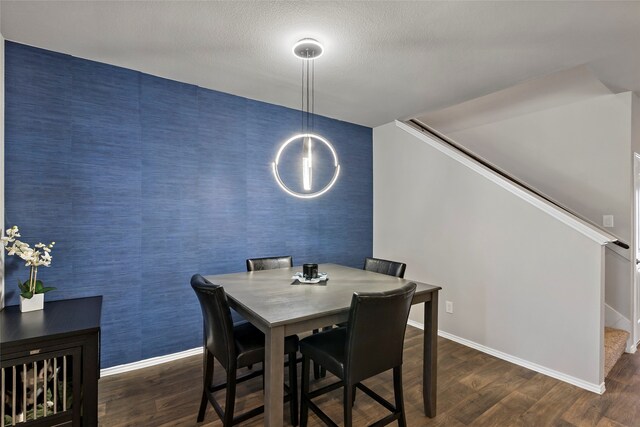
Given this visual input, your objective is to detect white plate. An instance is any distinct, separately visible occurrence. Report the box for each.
[297,277,324,284]
[292,272,328,284]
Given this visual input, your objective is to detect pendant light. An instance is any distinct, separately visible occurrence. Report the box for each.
[272,39,340,199]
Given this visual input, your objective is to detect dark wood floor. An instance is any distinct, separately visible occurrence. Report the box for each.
[98,327,640,426]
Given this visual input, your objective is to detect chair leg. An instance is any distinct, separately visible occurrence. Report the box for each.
[300,356,310,427]
[197,350,214,422]
[223,369,236,427]
[197,391,208,423]
[314,362,326,380]
[289,352,299,426]
[393,366,407,427]
[312,329,322,380]
[351,384,357,407]
[344,383,353,427]
[316,327,332,379]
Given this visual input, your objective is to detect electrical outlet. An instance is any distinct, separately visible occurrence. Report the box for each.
[603,215,614,228]
[445,301,453,314]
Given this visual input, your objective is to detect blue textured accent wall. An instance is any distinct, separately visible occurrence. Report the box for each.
[4,42,373,368]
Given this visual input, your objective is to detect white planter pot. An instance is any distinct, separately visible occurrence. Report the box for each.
[20,293,44,312]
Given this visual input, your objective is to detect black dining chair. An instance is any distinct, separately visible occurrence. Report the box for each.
[299,282,416,427]
[363,257,407,278]
[332,256,406,332]
[191,274,299,426]
[246,255,293,271]
[328,257,408,344]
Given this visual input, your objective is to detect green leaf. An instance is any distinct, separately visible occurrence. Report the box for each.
[39,287,56,294]
[18,282,28,293]
[20,290,33,299]
[35,280,44,292]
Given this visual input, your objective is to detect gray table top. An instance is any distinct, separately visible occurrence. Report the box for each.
[205,263,441,329]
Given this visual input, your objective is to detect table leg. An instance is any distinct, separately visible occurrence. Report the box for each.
[423,291,439,417]
[265,326,285,427]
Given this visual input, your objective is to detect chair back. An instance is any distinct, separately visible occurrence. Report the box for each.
[363,257,406,278]
[191,274,236,369]
[345,282,416,384]
[246,256,293,271]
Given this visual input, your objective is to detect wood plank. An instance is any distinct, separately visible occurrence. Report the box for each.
[515,382,582,426]
[451,363,529,424]
[470,391,537,427]
[560,376,624,427]
[97,327,640,427]
[602,376,640,426]
[596,417,629,427]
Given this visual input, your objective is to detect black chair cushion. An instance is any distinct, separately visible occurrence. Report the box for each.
[246,256,293,271]
[299,327,347,378]
[363,257,406,278]
[234,322,299,368]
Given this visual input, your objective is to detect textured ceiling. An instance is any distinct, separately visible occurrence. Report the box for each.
[1,1,639,127]
[415,66,614,134]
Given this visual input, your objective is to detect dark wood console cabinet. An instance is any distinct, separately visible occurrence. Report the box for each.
[1,297,102,426]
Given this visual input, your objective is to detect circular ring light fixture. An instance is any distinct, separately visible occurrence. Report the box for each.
[293,39,324,60]
[272,133,340,199]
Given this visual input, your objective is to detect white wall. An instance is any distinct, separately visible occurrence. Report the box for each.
[374,121,606,391]
[448,93,633,243]
[632,94,640,344]
[413,66,612,135]
[1,32,4,310]
[633,93,640,156]
[444,93,634,322]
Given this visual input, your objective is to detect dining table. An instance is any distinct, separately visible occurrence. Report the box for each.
[204,263,441,426]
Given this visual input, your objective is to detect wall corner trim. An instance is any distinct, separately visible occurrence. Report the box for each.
[100,347,203,377]
[406,319,605,394]
[395,120,616,246]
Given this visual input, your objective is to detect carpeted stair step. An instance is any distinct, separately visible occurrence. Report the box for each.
[604,327,629,378]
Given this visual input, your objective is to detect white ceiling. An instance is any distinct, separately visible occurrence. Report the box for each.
[1,1,639,128]
[414,66,614,134]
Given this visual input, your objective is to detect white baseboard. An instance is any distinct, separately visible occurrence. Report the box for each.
[407,319,425,330]
[101,347,203,377]
[406,319,605,394]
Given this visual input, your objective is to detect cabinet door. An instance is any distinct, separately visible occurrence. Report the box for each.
[2,347,81,427]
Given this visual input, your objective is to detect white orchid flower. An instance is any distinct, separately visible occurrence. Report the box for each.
[17,248,34,261]
[3,224,55,297]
